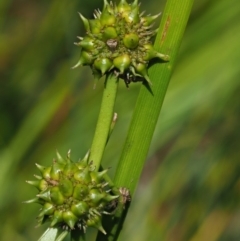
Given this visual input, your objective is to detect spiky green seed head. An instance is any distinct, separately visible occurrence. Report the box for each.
[25,151,118,234]
[74,0,169,86]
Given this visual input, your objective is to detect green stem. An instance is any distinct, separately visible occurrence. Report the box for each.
[71,74,118,241]
[89,73,119,169]
[96,0,194,240]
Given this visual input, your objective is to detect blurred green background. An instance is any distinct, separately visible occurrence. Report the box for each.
[0,0,239,240]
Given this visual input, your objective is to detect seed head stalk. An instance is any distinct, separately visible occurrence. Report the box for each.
[89,73,119,169]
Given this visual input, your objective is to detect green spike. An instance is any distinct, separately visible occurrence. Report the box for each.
[113,54,131,74]
[50,218,59,227]
[62,211,78,229]
[83,150,90,162]
[89,189,105,206]
[56,150,67,165]
[62,162,78,176]
[78,13,90,32]
[103,194,119,202]
[118,0,131,13]
[50,210,63,227]
[37,189,51,202]
[94,58,113,75]
[141,13,161,26]
[81,50,94,64]
[77,150,90,169]
[35,163,46,174]
[50,160,64,180]
[102,0,115,14]
[72,60,81,69]
[34,174,42,180]
[100,9,116,26]
[86,215,106,235]
[143,44,169,61]
[72,51,94,69]
[26,180,40,190]
[90,169,108,183]
[35,163,51,179]
[66,149,72,163]
[133,62,152,85]
[156,52,170,61]
[23,197,43,204]
[74,168,91,183]
[125,5,140,23]
[132,0,139,8]
[38,203,55,217]
[103,0,109,9]
[129,66,141,77]
[27,178,48,194]
[89,19,102,34]
[142,45,155,60]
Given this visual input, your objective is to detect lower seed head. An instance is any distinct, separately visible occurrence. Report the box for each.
[27,151,119,233]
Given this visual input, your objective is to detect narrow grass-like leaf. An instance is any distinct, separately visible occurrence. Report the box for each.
[115,0,195,194]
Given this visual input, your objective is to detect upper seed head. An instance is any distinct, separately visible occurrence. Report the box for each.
[74,0,169,85]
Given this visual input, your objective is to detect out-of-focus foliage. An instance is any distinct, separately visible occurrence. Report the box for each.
[0,0,239,240]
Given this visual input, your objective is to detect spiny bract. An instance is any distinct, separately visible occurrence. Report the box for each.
[25,151,118,234]
[73,0,169,86]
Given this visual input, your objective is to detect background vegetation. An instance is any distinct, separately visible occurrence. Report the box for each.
[0,0,239,240]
